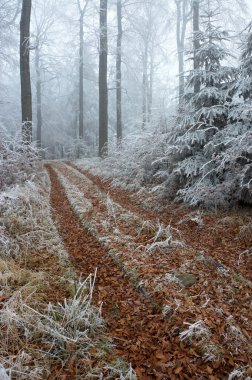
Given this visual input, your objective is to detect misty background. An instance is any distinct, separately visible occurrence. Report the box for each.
[1,0,251,158]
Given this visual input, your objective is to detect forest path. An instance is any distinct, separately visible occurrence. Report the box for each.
[47,161,252,380]
[47,163,179,380]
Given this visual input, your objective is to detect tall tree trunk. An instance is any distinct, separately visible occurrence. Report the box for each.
[193,0,200,94]
[35,45,42,148]
[77,0,90,141]
[176,0,183,101]
[20,0,32,144]
[116,0,122,143]
[79,13,84,139]
[73,101,78,139]
[178,48,184,100]
[147,46,154,123]
[176,0,189,105]
[142,41,148,130]
[99,0,108,157]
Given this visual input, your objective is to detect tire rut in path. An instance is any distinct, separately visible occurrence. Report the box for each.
[47,165,182,380]
[67,162,252,281]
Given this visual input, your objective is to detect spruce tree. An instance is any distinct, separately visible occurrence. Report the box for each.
[224,24,252,205]
[164,6,238,207]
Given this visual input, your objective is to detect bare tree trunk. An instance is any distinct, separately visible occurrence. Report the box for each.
[116,0,122,143]
[178,50,184,100]
[74,101,78,139]
[176,0,183,101]
[20,0,32,144]
[193,0,200,94]
[175,0,190,104]
[79,13,84,139]
[77,0,90,141]
[99,0,108,157]
[142,41,148,130]
[35,45,42,148]
[147,45,154,123]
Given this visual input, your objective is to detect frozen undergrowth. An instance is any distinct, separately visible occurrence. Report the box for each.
[179,320,210,342]
[75,127,251,210]
[76,155,145,193]
[136,221,185,254]
[179,316,252,365]
[0,128,41,192]
[0,275,103,379]
[0,172,68,261]
[177,211,204,228]
[0,170,136,379]
[228,367,252,380]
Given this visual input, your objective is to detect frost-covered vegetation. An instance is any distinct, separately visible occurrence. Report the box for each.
[78,17,252,209]
[0,127,40,191]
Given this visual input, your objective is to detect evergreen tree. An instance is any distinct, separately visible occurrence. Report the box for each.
[170,14,252,207]
[159,6,239,207]
[240,23,252,100]
[223,23,252,205]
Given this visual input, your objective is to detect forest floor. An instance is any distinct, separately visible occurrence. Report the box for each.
[46,160,252,380]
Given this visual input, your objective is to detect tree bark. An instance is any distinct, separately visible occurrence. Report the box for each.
[193,0,200,94]
[79,12,84,139]
[176,0,190,104]
[20,0,32,144]
[35,45,42,148]
[116,0,122,143]
[142,41,148,130]
[77,0,90,141]
[147,43,154,123]
[99,0,108,157]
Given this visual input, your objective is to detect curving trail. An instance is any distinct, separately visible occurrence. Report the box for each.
[47,162,252,380]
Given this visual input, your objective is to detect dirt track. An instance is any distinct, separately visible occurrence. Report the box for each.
[47,162,252,379]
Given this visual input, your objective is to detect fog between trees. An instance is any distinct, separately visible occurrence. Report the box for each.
[1,0,252,207]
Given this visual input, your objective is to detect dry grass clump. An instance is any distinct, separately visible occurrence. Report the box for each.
[0,128,41,192]
[0,172,68,261]
[136,220,185,255]
[0,275,103,379]
[0,258,45,290]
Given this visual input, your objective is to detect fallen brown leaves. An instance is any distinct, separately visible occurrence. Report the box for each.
[47,162,252,379]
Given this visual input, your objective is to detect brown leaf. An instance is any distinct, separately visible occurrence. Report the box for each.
[206,366,213,374]
[130,345,138,352]
[174,367,183,374]
[155,352,166,360]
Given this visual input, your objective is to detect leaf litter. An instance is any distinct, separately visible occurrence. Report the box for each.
[47,161,252,379]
